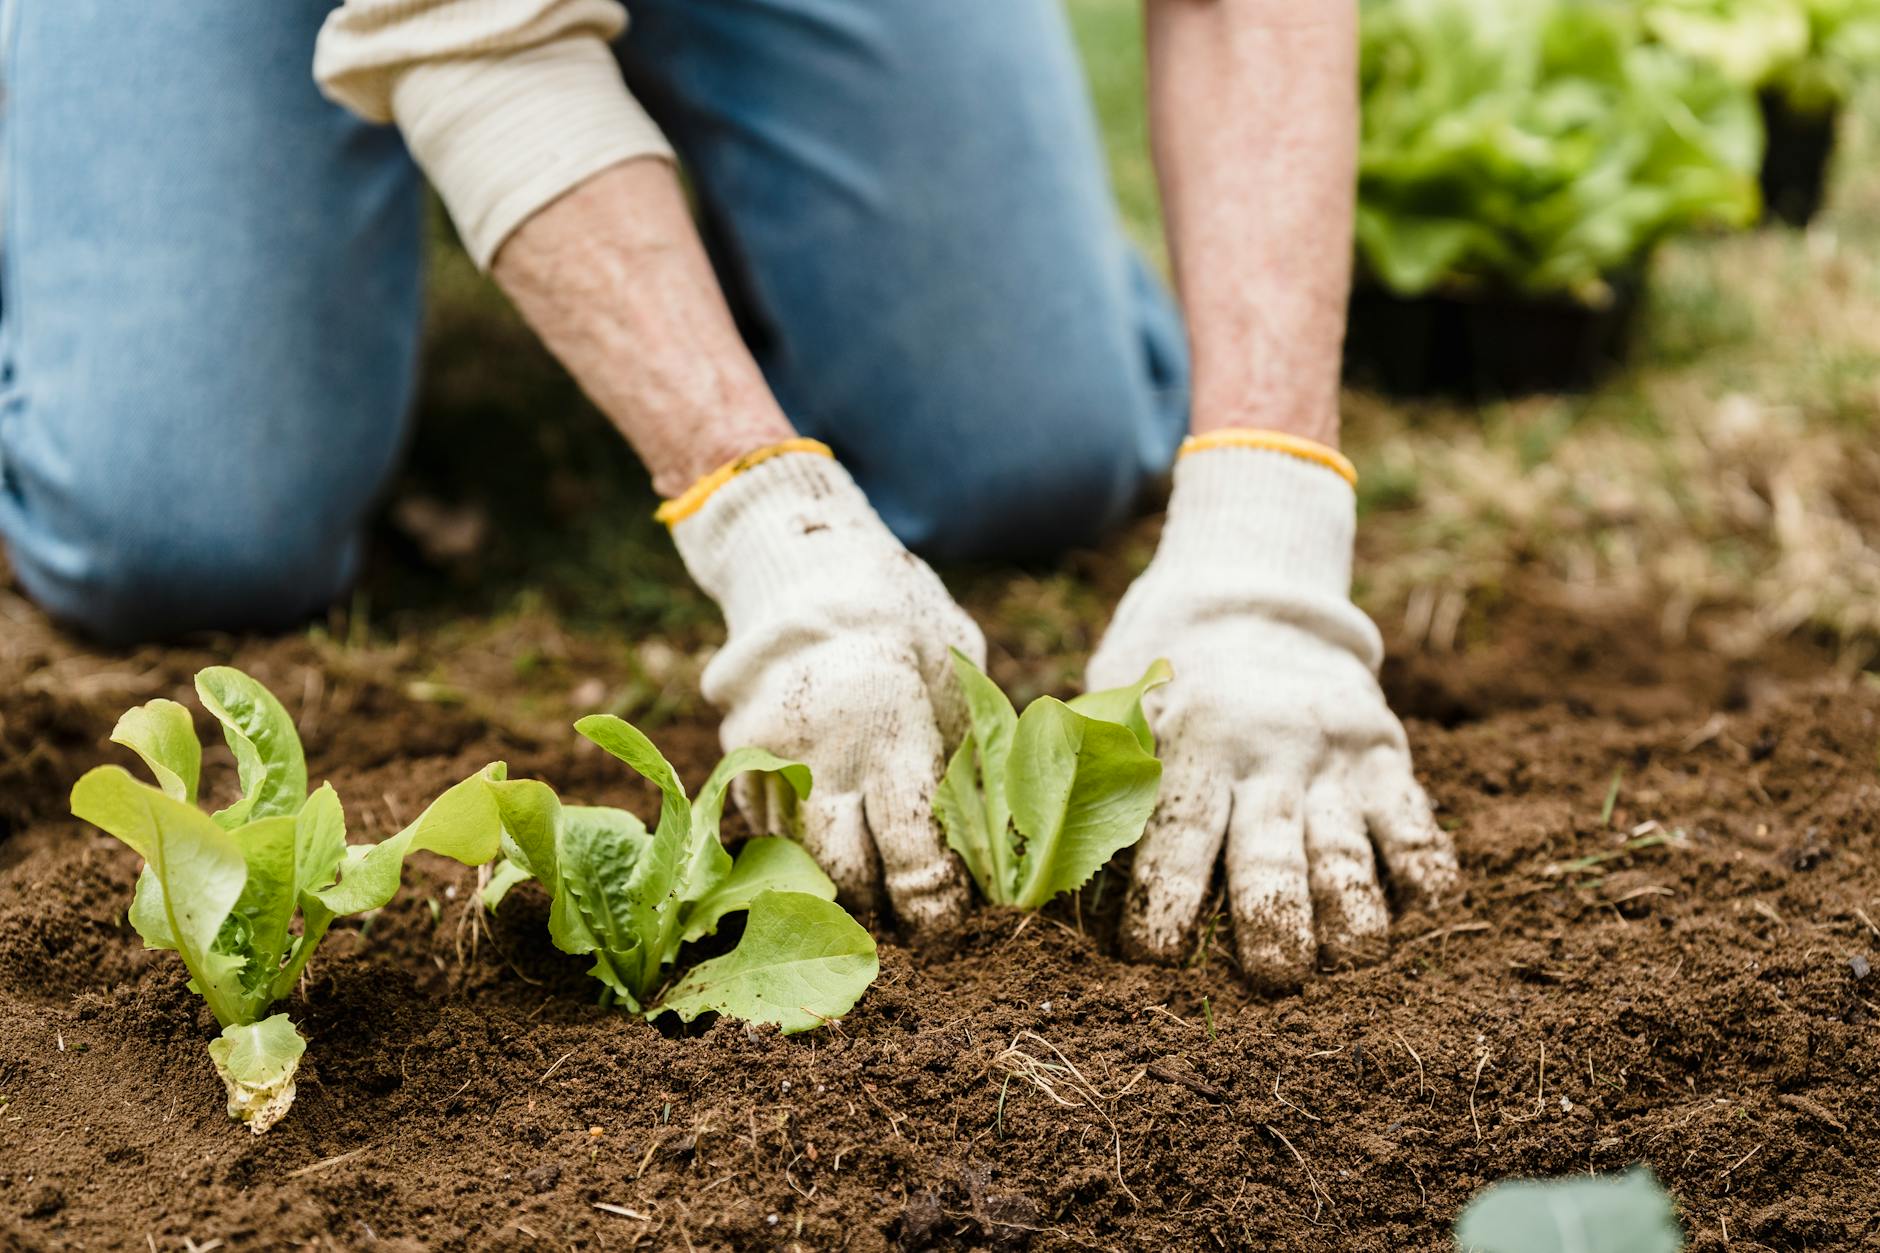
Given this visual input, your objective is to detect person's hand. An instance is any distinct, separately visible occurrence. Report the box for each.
[670,444,980,934]
[1085,435,1458,992]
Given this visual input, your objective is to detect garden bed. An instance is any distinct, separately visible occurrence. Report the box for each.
[0,593,1874,1251]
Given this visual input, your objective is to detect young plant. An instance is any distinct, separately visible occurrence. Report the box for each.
[934,651,1168,910]
[1455,1168,1684,1252]
[69,667,506,1133]
[479,715,877,1033]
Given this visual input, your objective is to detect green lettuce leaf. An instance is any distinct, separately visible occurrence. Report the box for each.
[74,667,511,1135]
[110,698,200,804]
[481,858,535,913]
[1007,701,1164,911]
[536,720,820,1006]
[935,744,1001,901]
[936,654,1166,909]
[1642,0,1810,88]
[128,866,174,951]
[486,777,562,886]
[935,649,1021,902]
[1358,0,1761,299]
[292,783,349,902]
[1454,1168,1684,1252]
[195,666,307,827]
[258,783,350,1006]
[481,720,870,1028]
[223,813,300,1004]
[557,806,649,1008]
[574,715,694,994]
[1066,657,1173,753]
[315,764,507,916]
[70,766,249,1026]
[682,837,837,943]
[652,890,878,1034]
[1644,0,1880,115]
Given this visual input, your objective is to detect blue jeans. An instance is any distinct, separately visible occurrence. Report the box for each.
[0,0,1189,643]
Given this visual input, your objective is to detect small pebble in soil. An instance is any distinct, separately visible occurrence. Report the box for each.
[588,1126,605,1138]
[780,1080,790,1091]
[524,1165,560,1194]
[1039,1001,1053,1012]
[1851,955,1871,980]
[766,1213,780,1227]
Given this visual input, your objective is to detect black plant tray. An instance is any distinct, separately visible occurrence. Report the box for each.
[1759,90,1839,228]
[1343,272,1643,400]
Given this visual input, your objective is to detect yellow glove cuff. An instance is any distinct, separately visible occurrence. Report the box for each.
[1178,428,1357,488]
[653,438,835,527]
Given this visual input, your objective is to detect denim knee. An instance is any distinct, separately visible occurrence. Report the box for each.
[5,481,362,646]
[619,0,1190,562]
[0,0,424,644]
[859,361,1180,563]
[841,253,1187,562]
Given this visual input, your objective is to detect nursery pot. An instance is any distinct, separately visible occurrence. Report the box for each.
[1343,271,1643,401]
[1758,89,1839,228]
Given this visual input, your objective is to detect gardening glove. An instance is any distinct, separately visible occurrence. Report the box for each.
[1085,431,1459,993]
[666,440,980,934]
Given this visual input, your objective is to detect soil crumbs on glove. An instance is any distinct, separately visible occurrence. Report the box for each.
[0,600,1874,1253]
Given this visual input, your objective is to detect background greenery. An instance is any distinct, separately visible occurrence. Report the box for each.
[368,0,1880,723]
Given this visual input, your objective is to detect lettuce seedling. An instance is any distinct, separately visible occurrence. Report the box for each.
[1455,1168,1684,1252]
[934,651,1169,910]
[479,715,877,1033]
[69,667,506,1133]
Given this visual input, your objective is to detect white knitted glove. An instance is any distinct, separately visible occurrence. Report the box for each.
[670,448,981,933]
[1086,438,1459,992]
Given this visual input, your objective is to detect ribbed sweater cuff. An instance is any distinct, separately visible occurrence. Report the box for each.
[390,34,674,269]
[1161,446,1359,600]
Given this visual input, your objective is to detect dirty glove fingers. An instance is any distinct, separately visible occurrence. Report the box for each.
[1224,775,1316,994]
[1302,772,1390,969]
[671,451,984,939]
[1121,757,1231,964]
[799,790,885,916]
[863,746,968,937]
[1359,745,1459,910]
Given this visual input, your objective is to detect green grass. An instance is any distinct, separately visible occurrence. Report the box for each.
[1066,0,1162,260]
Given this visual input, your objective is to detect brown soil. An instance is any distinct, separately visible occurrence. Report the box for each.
[1,590,1875,1252]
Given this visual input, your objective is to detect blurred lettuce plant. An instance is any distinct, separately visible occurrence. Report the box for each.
[1641,0,1811,87]
[1358,0,1762,301]
[1643,0,1880,115]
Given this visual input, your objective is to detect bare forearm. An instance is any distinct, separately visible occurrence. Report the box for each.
[1146,0,1357,446]
[490,159,796,496]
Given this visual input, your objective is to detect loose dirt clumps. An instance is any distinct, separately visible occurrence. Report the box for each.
[1,602,1875,1251]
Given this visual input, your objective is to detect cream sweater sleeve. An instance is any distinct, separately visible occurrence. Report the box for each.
[315,0,674,269]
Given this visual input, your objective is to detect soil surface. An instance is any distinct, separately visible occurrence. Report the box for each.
[1,588,1875,1252]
